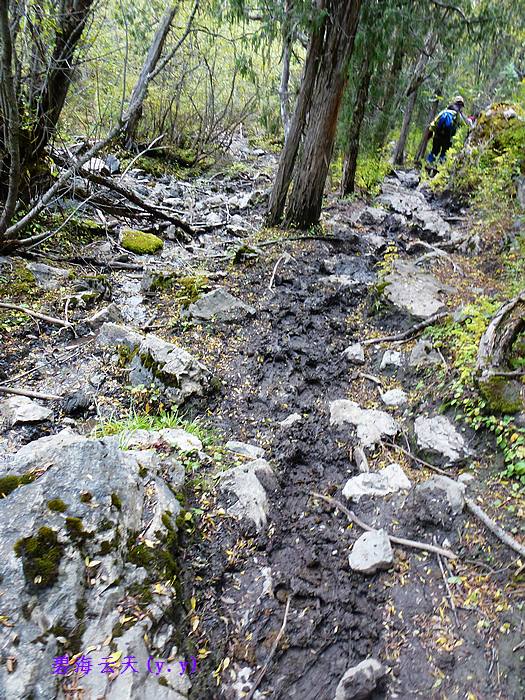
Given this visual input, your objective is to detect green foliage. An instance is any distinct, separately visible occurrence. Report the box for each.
[355,154,392,196]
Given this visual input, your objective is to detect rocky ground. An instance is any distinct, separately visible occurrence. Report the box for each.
[0,140,524,700]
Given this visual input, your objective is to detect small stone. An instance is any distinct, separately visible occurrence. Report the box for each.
[188,287,255,323]
[1,396,52,427]
[226,440,265,460]
[61,389,93,416]
[343,343,365,365]
[219,459,275,531]
[408,339,441,369]
[279,413,302,428]
[159,429,202,453]
[342,463,411,501]
[380,388,407,407]
[458,473,475,486]
[86,304,123,330]
[380,350,401,371]
[410,476,465,527]
[348,529,393,574]
[414,415,469,464]
[329,400,398,448]
[334,658,387,700]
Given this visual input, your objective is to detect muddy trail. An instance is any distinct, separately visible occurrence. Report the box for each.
[0,150,524,700]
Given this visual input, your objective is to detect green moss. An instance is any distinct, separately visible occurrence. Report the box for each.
[0,261,36,302]
[75,600,86,620]
[80,492,92,503]
[174,274,209,307]
[98,518,113,532]
[128,582,153,604]
[65,517,90,541]
[99,540,113,555]
[111,493,122,510]
[128,543,155,568]
[0,473,35,497]
[121,229,163,255]
[14,527,64,589]
[47,498,68,513]
[478,375,523,414]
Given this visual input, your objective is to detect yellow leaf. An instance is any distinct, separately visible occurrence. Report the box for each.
[107,650,122,665]
[223,657,230,671]
[190,596,197,610]
[191,616,200,632]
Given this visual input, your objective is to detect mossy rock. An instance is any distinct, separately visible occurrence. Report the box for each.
[479,374,524,414]
[121,229,164,255]
[14,526,64,589]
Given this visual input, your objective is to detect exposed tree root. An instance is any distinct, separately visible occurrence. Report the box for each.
[362,311,450,346]
[465,497,525,559]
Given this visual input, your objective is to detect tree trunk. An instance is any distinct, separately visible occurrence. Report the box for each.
[266,0,328,227]
[123,5,179,146]
[284,0,363,228]
[372,42,403,150]
[279,17,292,140]
[415,90,440,163]
[341,54,372,196]
[392,30,437,165]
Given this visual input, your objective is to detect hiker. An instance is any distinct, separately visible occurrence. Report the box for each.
[426,95,471,166]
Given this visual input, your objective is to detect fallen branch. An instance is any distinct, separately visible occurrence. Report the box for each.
[311,492,457,560]
[245,595,291,700]
[382,440,449,476]
[0,386,61,400]
[465,497,525,559]
[362,311,449,346]
[0,302,72,328]
[435,536,459,627]
[268,253,292,292]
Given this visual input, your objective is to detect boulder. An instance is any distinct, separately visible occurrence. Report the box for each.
[187,287,255,323]
[219,459,275,532]
[414,415,469,464]
[26,262,69,290]
[334,658,387,700]
[384,260,454,319]
[226,440,265,460]
[348,530,393,574]
[342,463,411,502]
[121,229,163,255]
[330,400,398,448]
[0,396,52,428]
[343,343,365,365]
[380,388,407,407]
[410,476,465,527]
[0,433,190,700]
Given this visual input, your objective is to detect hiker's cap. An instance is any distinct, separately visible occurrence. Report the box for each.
[453,95,465,106]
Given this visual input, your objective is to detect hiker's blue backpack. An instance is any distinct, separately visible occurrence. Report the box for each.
[436,109,455,133]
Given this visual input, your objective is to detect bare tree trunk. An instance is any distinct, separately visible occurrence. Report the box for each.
[341,54,372,196]
[266,0,328,227]
[279,0,293,139]
[415,89,440,162]
[393,30,437,165]
[123,5,180,146]
[372,42,403,150]
[283,0,363,229]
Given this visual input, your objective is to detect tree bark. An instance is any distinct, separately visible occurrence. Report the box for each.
[266,0,328,227]
[283,0,363,229]
[341,53,372,196]
[372,42,403,150]
[415,89,441,163]
[279,0,293,140]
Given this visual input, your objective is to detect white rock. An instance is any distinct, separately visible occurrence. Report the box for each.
[329,400,398,448]
[348,529,393,574]
[334,658,387,700]
[342,463,411,501]
[380,350,401,370]
[279,413,302,428]
[226,440,265,460]
[414,415,469,464]
[0,396,52,428]
[122,428,202,453]
[219,459,274,531]
[87,304,123,329]
[384,259,454,319]
[343,343,365,365]
[380,388,408,407]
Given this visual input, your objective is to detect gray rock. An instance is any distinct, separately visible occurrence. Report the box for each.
[188,287,255,322]
[122,428,202,454]
[226,440,265,460]
[279,413,302,428]
[343,343,365,365]
[330,400,398,448]
[517,176,525,210]
[411,476,465,527]
[380,350,402,370]
[348,530,393,574]
[414,415,469,464]
[384,260,454,319]
[61,389,92,416]
[86,303,123,329]
[105,154,120,174]
[358,206,388,226]
[408,339,442,368]
[0,433,187,700]
[219,459,275,531]
[380,388,407,407]
[334,658,387,700]
[342,463,411,501]
[26,262,69,290]
[96,322,143,350]
[0,396,52,428]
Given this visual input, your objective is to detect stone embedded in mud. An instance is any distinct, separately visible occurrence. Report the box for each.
[380,350,402,371]
[121,228,164,255]
[219,458,275,531]
[96,321,143,350]
[0,396,52,428]
[380,388,408,407]
[383,259,454,319]
[408,339,442,369]
[122,428,202,454]
[226,440,265,460]
[86,303,124,329]
[409,476,465,528]
[329,400,398,449]
[187,287,255,323]
[26,262,69,290]
[414,415,469,465]
[279,412,303,428]
[348,529,393,575]
[343,343,365,365]
[342,463,411,502]
[334,658,387,700]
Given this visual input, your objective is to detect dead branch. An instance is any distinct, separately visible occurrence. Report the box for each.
[465,497,525,559]
[435,536,459,626]
[268,253,292,291]
[477,293,525,377]
[0,302,72,328]
[382,440,450,476]
[311,492,457,560]
[245,595,291,700]
[0,386,61,400]
[362,311,450,346]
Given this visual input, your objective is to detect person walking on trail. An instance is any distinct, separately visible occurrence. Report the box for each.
[426,95,471,167]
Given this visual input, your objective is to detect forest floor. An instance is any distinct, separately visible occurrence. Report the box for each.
[0,142,524,700]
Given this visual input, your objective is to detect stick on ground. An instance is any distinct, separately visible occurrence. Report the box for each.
[0,302,72,328]
[0,386,61,400]
[465,497,525,559]
[362,311,449,346]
